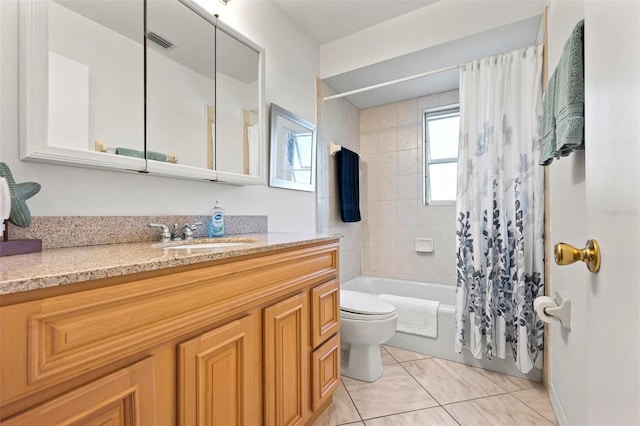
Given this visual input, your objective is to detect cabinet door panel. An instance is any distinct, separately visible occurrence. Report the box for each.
[264,293,309,426]
[2,357,155,425]
[178,315,259,426]
[311,279,340,348]
[311,333,341,411]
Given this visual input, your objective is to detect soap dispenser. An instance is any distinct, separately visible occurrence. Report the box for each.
[208,201,226,238]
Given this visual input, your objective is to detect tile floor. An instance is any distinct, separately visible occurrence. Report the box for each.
[313,345,557,426]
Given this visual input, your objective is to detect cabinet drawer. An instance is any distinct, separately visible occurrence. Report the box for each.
[2,357,156,425]
[311,279,340,348]
[311,333,341,411]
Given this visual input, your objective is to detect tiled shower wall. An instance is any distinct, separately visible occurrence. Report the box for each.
[316,80,361,282]
[360,90,459,285]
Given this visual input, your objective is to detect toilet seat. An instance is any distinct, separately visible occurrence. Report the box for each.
[340,290,397,321]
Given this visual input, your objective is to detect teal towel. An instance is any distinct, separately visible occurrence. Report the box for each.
[539,20,584,166]
[116,147,168,162]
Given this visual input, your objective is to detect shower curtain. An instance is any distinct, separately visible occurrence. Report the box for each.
[454,45,545,373]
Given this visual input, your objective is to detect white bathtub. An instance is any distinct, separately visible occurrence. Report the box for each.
[341,275,541,381]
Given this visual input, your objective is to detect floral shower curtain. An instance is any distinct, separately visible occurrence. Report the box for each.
[455,45,545,373]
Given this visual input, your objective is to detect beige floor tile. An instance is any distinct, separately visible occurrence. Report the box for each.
[383,345,431,362]
[363,407,459,426]
[403,358,505,404]
[473,367,541,392]
[444,394,554,426]
[380,346,397,365]
[342,363,438,419]
[312,382,361,426]
[512,387,558,424]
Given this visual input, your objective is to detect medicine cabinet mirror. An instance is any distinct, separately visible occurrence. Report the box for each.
[19,0,265,185]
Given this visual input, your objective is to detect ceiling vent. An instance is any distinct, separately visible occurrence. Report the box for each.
[146,31,175,50]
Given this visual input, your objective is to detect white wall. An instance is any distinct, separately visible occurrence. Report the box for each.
[320,0,546,79]
[545,2,587,425]
[0,0,319,233]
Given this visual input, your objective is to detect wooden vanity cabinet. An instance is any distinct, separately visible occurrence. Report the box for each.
[0,240,340,425]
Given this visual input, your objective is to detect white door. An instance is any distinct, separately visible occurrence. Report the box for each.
[548,1,640,424]
[582,1,640,423]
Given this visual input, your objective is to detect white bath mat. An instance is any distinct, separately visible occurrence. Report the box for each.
[379,294,439,338]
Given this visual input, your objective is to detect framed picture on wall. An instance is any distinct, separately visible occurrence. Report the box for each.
[268,104,317,192]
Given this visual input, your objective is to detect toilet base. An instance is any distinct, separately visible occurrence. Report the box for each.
[341,343,384,382]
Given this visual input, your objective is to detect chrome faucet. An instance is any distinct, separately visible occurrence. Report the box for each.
[149,222,202,242]
[148,223,172,243]
[179,222,202,241]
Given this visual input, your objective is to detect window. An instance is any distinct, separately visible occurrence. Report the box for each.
[423,105,460,204]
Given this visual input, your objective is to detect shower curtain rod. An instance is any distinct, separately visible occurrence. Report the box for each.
[322,63,465,101]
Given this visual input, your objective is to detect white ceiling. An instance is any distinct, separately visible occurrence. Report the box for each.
[272,0,438,44]
[324,15,543,109]
[274,0,543,109]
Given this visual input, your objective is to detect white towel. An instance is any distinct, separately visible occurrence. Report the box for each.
[379,294,439,338]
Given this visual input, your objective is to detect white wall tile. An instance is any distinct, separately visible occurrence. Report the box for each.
[354,91,458,286]
[397,174,418,201]
[317,80,361,280]
[360,108,378,132]
[397,124,419,151]
[378,152,398,176]
[378,128,398,153]
[361,154,379,178]
[397,199,418,225]
[378,248,399,275]
[378,200,398,225]
[360,130,379,156]
[377,224,398,249]
[378,176,398,201]
[377,103,398,129]
[366,201,381,224]
[397,98,418,126]
[397,149,419,175]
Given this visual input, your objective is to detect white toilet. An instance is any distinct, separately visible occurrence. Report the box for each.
[340,289,398,382]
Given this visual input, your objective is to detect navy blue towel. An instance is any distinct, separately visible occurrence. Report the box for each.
[336,148,361,223]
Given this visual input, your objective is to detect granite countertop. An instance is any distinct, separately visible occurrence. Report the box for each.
[0,233,340,295]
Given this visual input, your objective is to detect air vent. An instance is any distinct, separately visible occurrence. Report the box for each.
[146,31,175,50]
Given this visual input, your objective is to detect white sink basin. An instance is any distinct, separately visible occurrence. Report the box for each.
[153,238,258,250]
[165,242,249,250]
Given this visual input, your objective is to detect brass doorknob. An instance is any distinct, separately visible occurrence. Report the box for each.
[554,239,601,273]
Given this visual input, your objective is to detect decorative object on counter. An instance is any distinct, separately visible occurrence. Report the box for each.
[0,178,10,240]
[335,147,361,222]
[269,104,317,192]
[0,162,42,256]
[208,201,226,237]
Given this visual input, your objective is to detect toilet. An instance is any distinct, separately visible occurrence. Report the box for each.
[340,289,398,382]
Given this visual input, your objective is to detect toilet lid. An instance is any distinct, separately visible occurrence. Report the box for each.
[340,290,396,315]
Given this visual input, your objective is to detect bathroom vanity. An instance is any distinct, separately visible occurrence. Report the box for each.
[0,235,341,424]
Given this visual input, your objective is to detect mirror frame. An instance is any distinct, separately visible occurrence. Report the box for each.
[19,0,266,185]
[268,104,317,192]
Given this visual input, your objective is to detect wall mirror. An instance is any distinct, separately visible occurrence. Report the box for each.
[20,0,146,172]
[20,0,265,185]
[269,104,317,192]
